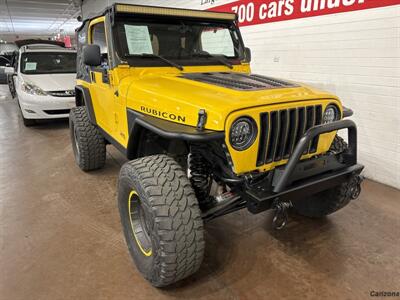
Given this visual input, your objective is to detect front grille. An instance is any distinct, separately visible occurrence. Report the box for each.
[257,105,323,166]
[48,90,75,97]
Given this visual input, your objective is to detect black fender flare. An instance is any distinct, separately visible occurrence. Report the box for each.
[126,109,224,160]
[75,85,97,125]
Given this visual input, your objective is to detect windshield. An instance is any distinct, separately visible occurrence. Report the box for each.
[0,55,11,67]
[20,52,76,74]
[114,18,244,67]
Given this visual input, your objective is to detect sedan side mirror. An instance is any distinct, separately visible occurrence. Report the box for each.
[0,66,15,75]
[244,47,252,63]
[83,44,101,66]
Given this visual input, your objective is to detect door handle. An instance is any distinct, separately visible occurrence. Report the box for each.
[102,68,109,84]
[90,71,96,83]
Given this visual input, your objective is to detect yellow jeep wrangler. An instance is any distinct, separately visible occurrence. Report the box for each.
[70,4,364,287]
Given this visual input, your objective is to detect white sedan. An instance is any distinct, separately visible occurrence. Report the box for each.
[4,43,76,126]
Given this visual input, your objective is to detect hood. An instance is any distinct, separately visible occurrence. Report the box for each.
[21,73,76,91]
[179,72,299,91]
[125,71,338,131]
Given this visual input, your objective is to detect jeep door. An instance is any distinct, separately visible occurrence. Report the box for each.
[87,17,116,137]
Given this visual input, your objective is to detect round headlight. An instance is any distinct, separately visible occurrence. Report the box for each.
[229,117,257,151]
[323,105,340,124]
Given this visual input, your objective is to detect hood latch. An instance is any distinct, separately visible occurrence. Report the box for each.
[196,109,207,131]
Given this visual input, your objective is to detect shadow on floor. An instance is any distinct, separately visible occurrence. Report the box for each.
[29,118,69,130]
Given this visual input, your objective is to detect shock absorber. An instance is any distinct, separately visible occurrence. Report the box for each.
[189,145,212,209]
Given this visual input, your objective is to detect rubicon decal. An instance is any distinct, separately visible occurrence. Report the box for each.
[140,106,186,123]
[210,0,400,26]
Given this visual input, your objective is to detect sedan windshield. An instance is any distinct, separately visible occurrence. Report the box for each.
[114,18,244,67]
[21,52,76,74]
[0,55,11,67]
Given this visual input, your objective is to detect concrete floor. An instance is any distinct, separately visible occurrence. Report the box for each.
[0,84,399,300]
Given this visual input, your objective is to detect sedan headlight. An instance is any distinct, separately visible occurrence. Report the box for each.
[323,104,340,124]
[21,82,47,96]
[229,117,257,151]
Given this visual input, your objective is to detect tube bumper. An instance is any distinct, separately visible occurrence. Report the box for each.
[243,119,364,214]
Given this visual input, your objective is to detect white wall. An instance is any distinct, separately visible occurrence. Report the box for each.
[82,0,400,189]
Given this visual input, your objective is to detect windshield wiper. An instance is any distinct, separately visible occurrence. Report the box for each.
[192,51,233,69]
[126,53,184,71]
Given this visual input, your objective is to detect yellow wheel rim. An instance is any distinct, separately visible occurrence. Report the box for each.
[128,190,152,257]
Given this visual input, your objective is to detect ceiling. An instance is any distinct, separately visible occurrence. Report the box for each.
[0,0,82,41]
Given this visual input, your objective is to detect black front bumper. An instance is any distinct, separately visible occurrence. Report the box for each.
[243,119,364,214]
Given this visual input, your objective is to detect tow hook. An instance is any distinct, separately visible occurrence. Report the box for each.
[350,174,364,200]
[272,199,293,230]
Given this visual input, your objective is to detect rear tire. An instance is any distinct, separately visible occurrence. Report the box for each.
[292,135,359,218]
[118,154,205,287]
[69,107,106,171]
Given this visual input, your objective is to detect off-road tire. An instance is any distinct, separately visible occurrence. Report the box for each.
[69,107,106,171]
[292,181,356,218]
[118,154,205,287]
[329,135,348,154]
[292,135,354,218]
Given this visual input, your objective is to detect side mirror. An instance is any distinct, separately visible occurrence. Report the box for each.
[0,66,15,75]
[83,44,101,66]
[244,47,251,63]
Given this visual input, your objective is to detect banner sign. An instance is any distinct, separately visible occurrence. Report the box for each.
[209,0,400,26]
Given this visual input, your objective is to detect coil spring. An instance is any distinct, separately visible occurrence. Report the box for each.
[189,147,211,203]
